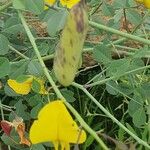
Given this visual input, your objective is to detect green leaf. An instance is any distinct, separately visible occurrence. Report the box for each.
[107,58,130,77]
[106,81,119,95]
[102,2,114,16]
[25,0,44,15]
[3,24,25,35]
[132,107,146,127]
[93,44,112,64]
[128,94,143,117]
[113,9,123,23]
[47,9,68,36]
[4,16,20,28]
[141,83,150,99]
[106,80,133,96]
[126,9,142,26]
[118,82,133,95]
[38,41,50,56]
[133,47,150,58]
[0,34,9,55]
[146,105,150,115]
[30,103,43,119]
[31,79,41,93]
[28,61,44,77]
[4,84,19,97]
[0,57,10,78]
[113,0,128,8]
[61,89,76,102]
[31,144,46,150]
[9,100,30,121]
[27,94,42,107]
[9,60,28,78]
[83,135,95,150]
[13,0,26,10]
[16,75,31,83]
[1,134,22,150]
[128,58,144,74]
[1,133,29,150]
[128,91,146,127]
[2,24,26,44]
[13,0,44,14]
[41,9,57,21]
[118,120,125,141]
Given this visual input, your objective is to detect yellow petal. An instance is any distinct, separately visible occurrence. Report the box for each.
[58,120,86,143]
[60,0,80,8]
[45,0,56,5]
[7,77,33,95]
[29,100,86,146]
[143,0,150,8]
[53,141,59,150]
[58,103,86,143]
[60,141,70,150]
[29,101,61,144]
[135,0,150,8]
[44,0,56,9]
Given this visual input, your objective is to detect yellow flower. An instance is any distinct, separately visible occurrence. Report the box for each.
[44,0,80,9]
[135,0,150,8]
[60,0,80,8]
[7,76,48,95]
[29,100,86,150]
[143,0,150,8]
[8,76,33,95]
[45,0,56,5]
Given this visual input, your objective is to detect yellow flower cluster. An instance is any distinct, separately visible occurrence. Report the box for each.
[45,0,80,8]
[7,75,48,95]
[135,0,150,8]
[29,100,86,150]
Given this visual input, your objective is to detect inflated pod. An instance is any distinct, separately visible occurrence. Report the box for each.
[53,1,88,86]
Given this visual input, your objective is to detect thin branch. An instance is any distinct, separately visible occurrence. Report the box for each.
[18,10,109,150]
[89,21,150,45]
[85,64,150,87]
[72,82,150,149]
[9,45,29,60]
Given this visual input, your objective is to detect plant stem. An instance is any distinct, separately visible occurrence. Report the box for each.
[0,101,4,120]
[72,82,150,149]
[18,11,109,150]
[9,45,29,60]
[41,47,93,61]
[86,64,150,87]
[89,21,150,45]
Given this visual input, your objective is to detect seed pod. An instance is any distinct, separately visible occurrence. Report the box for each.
[53,1,88,86]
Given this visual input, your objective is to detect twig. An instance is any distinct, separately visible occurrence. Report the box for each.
[72,82,150,149]
[18,10,109,150]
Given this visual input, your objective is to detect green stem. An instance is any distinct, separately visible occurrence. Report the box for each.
[39,11,149,62]
[86,64,150,87]
[41,47,93,61]
[9,45,29,59]
[0,101,4,120]
[89,21,150,45]
[72,82,150,149]
[114,45,139,51]
[18,11,109,150]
